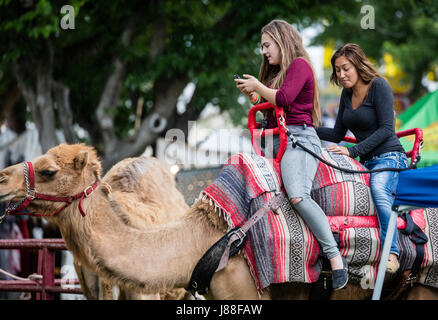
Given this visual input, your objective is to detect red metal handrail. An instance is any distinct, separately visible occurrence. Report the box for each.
[248,102,286,163]
[248,102,424,167]
[0,238,82,299]
[248,102,287,175]
[342,128,423,166]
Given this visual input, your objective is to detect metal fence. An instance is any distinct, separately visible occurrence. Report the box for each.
[0,239,82,300]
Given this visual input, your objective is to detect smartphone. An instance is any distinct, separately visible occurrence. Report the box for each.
[234,74,241,79]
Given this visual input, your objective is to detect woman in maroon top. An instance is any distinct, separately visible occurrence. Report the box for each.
[235,19,348,290]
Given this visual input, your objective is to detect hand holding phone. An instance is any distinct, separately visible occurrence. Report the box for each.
[234,74,261,104]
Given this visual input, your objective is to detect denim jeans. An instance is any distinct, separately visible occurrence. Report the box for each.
[364,152,409,256]
[272,126,340,259]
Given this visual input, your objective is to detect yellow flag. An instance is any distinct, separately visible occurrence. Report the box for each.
[383,53,409,93]
[323,40,335,69]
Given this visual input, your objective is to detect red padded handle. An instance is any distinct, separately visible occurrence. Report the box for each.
[248,102,287,164]
[342,128,423,166]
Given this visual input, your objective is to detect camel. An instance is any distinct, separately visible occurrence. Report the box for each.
[80,155,191,300]
[1,144,190,300]
[0,143,436,300]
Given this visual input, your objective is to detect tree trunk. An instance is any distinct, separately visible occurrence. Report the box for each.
[12,61,58,152]
[408,67,428,103]
[12,39,60,153]
[53,81,77,144]
[101,75,190,171]
[170,85,202,142]
[35,66,58,151]
[0,83,21,127]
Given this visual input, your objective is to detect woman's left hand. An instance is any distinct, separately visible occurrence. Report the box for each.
[235,74,260,93]
[326,145,350,156]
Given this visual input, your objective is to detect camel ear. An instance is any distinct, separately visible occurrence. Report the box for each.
[74,150,89,171]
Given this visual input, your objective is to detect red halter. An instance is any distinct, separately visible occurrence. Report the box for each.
[5,161,98,219]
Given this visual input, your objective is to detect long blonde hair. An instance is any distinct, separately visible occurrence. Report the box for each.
[259,20,321,127]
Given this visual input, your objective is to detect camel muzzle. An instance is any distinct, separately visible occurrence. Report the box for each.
[0,161,98,223]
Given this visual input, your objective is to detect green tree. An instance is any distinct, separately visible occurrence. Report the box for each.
[11,0,434,170]
[312,0,438,101]
[1,0,336,170]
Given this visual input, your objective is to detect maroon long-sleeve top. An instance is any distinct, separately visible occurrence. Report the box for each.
[266,57,315,128]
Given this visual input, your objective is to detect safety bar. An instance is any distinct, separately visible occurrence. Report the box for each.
[248,102,424,168]
[248,102,287,163]
[343,128,424,167]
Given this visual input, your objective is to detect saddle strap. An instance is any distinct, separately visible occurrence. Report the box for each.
[185,226,248,298]
[400,212,428,279]
[185,192,285,298]
[215,192,286,272]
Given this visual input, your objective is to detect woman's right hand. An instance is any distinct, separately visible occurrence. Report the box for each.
[235,78,261,104]
[326,145,350,156]
[235,78,250,95]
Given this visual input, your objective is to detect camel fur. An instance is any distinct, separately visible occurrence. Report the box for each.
[0,144,189,300]
[0,143,437,300]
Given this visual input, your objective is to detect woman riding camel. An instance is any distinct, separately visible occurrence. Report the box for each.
[317,43,409,274]
[235,19,348,290]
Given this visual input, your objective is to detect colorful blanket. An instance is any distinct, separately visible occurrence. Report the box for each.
[201,151,438,292]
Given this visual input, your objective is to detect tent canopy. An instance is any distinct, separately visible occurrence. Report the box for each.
[397,89,438,168]
[394,164,438,208]
[398,89,438,131]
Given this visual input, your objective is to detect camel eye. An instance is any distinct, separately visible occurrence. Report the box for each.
[39,170,58,179]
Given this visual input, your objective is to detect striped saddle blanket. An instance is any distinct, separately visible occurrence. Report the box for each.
[202,151,438,293]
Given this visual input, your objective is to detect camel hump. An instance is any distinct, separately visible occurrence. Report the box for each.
[103,156,175,192]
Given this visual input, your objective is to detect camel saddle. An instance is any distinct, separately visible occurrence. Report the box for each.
[199,152,438,294]
[186,193,285,297]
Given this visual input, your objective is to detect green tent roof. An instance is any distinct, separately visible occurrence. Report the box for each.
[397,89,438,167]
[398,89,438,131]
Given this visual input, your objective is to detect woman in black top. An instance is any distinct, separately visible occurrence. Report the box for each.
[317,43,408,274]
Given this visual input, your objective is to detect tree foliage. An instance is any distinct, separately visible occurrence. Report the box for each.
[312,0,438,101]
[0,0,435,170]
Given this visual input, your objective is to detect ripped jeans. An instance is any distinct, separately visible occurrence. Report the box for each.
[272,125,340,259]
[364,152,409,257]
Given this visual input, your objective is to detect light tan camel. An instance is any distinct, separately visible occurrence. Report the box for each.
[80,155,191,300]
[0,143,436,300]
[1,143,189,300]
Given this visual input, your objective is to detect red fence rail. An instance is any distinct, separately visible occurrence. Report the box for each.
[0,238,82,299]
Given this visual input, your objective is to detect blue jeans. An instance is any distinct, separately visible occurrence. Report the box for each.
[364,152,409,256]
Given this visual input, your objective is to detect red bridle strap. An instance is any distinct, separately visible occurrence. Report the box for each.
[5,161,98,218]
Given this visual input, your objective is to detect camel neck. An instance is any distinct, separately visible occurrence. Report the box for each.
[56,193,224,293]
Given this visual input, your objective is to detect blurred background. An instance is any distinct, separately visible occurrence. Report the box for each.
[0,0,437,300]
[1,0,437,171]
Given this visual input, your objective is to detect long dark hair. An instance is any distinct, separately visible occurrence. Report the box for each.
[330,43,381,87]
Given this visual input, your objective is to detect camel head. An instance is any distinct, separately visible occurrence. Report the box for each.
[0,143,102,219]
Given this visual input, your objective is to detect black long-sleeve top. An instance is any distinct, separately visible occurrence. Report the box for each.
[317,77,405,163]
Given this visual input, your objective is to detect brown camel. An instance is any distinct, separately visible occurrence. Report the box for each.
[0,143,436,299]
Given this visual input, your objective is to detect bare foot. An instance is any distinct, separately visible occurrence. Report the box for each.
[329,254,344,270]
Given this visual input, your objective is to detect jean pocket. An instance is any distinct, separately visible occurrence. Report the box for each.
[294,140,321,157]
[398,154,409,168]
[311,142,322,155]
[379,154,398,161]
[365,158,396,171]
